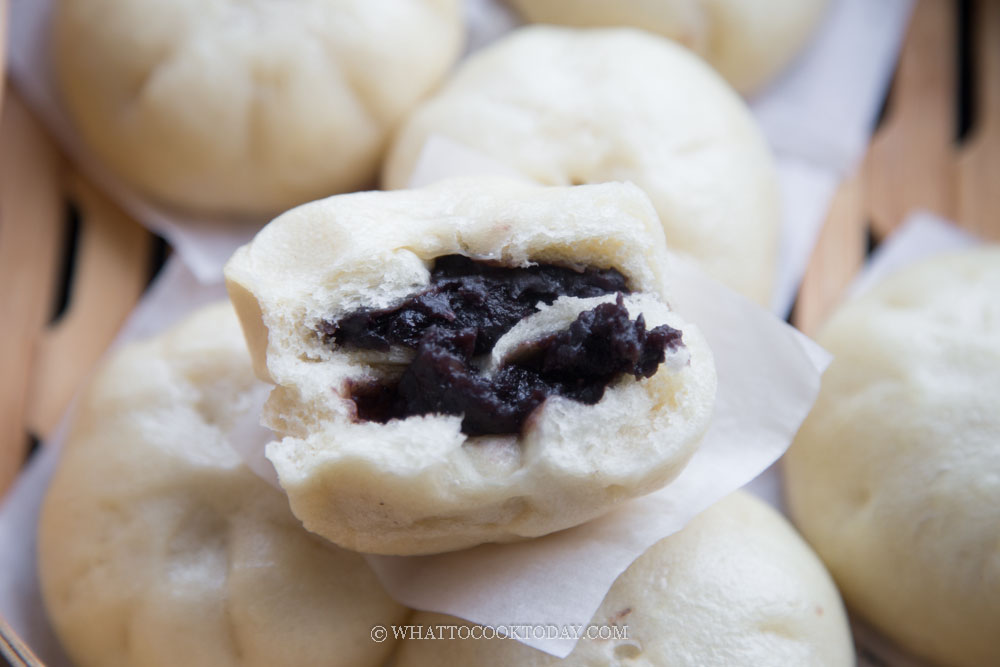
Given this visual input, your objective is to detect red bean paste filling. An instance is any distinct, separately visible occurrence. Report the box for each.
[319,255,683,436]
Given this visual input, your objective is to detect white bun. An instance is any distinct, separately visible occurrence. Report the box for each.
[383,27,780,305]
[52,0,463,216]
[393,492,854,666]
[508,0,829,94]
[225,177,717,555]
[38,303,408,667]
[785,247,1000,667]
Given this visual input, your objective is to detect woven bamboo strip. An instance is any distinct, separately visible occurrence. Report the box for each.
[25,172,151,438]
[0,90,64,493]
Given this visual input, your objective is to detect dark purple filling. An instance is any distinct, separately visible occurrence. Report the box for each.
[321,255,683,436]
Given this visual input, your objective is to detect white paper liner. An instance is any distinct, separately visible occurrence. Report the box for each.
[847,211,980,298]
[365,253,830,658]
[753,0,915,313]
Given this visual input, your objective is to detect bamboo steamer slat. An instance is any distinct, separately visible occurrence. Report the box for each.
[794,0,1000,336]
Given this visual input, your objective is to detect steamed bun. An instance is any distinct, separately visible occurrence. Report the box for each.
[52,0,464,216]
[225,178,717,555]
[508,0,829,94]
[39,303,408,667]
[394,492,854,666]
[785,248,1000,667]
[383,27,780,305]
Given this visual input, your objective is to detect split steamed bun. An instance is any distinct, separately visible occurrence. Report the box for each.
[508,0,829,94]
[383,27,781,305]
[393,492,854,666]
[51,0,463,217]
[38,303,408,667]
[784,248,1000,667]
[225,178,717,555]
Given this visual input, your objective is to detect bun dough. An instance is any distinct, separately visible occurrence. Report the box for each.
[393,492,854,666]
[508,0,829,94]
[225,178,717,555]
[51,0,463,217]
[784,248,1000,667]
[38,303,408,667]
[383,27,781,305]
